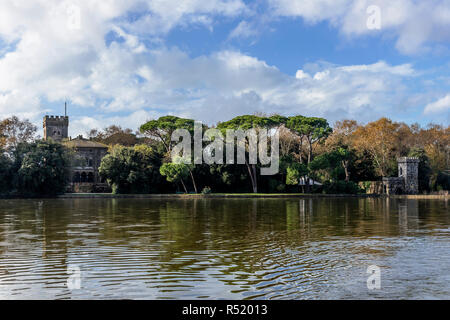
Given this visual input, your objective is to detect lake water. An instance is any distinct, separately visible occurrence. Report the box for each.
[0,197,449,300]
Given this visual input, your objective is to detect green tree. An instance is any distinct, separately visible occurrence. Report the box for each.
[0,152,13,193]
[140,115,201,192]
[284,116,331,192]
[99,144,160,194]
[309,147,352,182]
[217,115,280,193]
[140,116,196,154]
[159,162,190,193]
[16,140,69,195]
[286,162,308,192]
[324,120,359,181]
[286,116,332,164]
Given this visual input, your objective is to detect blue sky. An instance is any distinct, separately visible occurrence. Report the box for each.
[0,0,449,137]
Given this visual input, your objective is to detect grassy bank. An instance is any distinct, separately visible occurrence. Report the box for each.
[2,193,446,200]
[54,193,448,199]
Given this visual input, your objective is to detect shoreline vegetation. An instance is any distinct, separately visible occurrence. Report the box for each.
[0,193,447,200]
[58,193,448,199]
[1,115,449,197]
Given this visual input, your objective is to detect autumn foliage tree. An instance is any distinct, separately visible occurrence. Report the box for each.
[329,118,448,191]
[0,116,37,150]
[352,118,401,177]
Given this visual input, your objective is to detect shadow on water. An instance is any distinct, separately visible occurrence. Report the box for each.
[0,197,449,299]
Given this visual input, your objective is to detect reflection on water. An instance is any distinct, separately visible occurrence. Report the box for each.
[0,198,449,299]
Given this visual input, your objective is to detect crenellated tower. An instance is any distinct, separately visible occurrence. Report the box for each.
[43,115,69,141]
[398,157,419,194]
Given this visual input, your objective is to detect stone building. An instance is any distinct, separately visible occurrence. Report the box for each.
[382,157,419,195]
[63,136,109,192]
[43,114,109,193]
[43,115,69,141]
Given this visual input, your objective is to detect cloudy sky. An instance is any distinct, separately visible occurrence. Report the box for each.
[0,0,449,137]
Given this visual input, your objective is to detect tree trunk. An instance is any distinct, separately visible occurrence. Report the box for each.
[180,179,188,193]
[245,159,257,193]
[307,138,313,165]
[342,160,350,182]
[252,164,258,193]
[189,169,198,193]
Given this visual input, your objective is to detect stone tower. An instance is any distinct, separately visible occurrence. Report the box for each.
[43,115,69,142]
[398,157,419,194]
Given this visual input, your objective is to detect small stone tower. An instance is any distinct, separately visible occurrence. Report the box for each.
[43,115,69,142]
[398,157,419,194]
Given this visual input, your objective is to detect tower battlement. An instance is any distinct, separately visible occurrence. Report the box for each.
[397,157,419,163]
[44,115,69,120]
[43,115,69,141]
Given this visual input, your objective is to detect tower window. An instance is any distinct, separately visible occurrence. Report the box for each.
[400,167,403,176]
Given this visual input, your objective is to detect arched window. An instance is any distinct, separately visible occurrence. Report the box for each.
[81,172,87,183]
[87,172,94,183]
[73,172,81,183]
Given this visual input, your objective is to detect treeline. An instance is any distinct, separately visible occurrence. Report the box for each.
[0,117,69,195]
[0,114,448,196]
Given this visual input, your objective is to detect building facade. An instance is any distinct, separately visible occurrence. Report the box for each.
[43,115,110,193]
[63,136,109,192]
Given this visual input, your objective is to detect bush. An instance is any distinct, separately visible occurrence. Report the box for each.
[201,186,212,194]
[322,180,362,194]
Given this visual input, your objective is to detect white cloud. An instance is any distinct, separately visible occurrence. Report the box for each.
[268,0,450,54]
[103,49,416,125]
[424,94,450,115]
[338,61,414,76]
[295,70,311,79]
[70,109,162,137]
[120,0,248,35]
[0,0,249,131]
[229,21,258,39]
[0,0,445,137]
